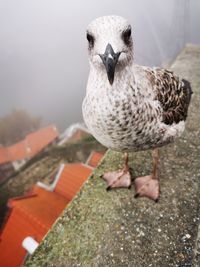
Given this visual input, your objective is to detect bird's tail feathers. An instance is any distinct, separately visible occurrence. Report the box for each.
[182,79,193,104]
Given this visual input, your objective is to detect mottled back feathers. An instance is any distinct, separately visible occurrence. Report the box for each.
[145,68,193,125]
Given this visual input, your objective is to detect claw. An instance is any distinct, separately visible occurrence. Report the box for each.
[106,186,111,191]
[134,193,139,198]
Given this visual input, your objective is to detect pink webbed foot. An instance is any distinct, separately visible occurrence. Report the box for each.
[101,169,132,190]
[134,175,160,202]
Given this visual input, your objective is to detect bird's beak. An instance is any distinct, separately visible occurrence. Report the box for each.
[99,43,121,85]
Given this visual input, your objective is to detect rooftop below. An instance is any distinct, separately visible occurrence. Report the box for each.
[25,44,200,267]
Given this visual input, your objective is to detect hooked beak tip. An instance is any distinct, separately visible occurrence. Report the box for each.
[99,44,120,86]
[108,77,114,85]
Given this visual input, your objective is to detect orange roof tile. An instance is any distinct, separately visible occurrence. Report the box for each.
[0,146,11,165]
[0,185,68,267]
[87,151,104,168]
[26,124,59,157]
[0,125,59,165]
[0,208,43,267]
[8,140,28,161]
[54,163,92,201]
[10,185,68,230]
[0,158,92,266]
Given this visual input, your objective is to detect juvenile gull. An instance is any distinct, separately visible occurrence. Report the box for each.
[82,15,192,201]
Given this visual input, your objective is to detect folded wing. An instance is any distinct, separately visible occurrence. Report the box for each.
[145,68,192,125]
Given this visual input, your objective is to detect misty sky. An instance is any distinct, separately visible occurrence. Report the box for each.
[0,0,200,132]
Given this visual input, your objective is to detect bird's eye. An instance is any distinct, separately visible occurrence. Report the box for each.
[86,32,95,48]
[122,26,132,45]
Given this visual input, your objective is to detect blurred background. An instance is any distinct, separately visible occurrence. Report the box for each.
[0,1,200,266]
[0,0,200,132]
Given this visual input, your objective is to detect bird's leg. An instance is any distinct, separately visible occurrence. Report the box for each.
[134,149,160,202]
[101,152,132,190]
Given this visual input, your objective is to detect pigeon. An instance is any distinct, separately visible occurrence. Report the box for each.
[82,15,192,201]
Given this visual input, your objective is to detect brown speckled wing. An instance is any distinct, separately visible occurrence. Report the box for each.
[145,68,192,125]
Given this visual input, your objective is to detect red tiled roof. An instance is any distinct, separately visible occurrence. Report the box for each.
[10,186,68,229]
[0,153,97,266]
[0,185,68,267]
[26,124,59,157]
[54,163,92,201]
[0,208,43,267]
[87,151,104,168]
[0,125,59,165]
[8,140,28,161]
[0,146,11,165]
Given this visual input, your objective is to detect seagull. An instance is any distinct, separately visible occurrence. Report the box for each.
[82,15,192,201]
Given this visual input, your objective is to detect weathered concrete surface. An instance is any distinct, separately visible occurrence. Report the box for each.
[25,44,200,267]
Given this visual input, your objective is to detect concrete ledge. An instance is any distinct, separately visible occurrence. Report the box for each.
[25,44,200,267]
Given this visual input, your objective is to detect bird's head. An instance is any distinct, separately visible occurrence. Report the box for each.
[86,15,133,85]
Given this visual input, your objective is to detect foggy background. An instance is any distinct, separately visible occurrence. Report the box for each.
[0,0,199,132]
